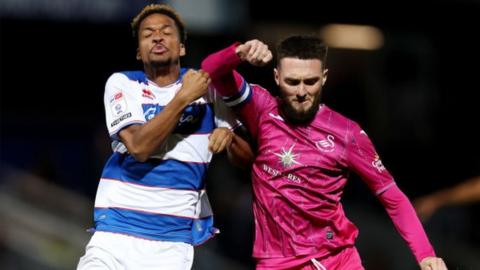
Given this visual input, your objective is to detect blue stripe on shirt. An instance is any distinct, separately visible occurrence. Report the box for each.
[94,207,193,243]
[94,208,217,245]
[101,153,207,190]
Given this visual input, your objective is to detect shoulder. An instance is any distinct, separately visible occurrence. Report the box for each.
[318,105,362,137]
[107,71,147,86]
[250,83,274,101]
[322,105,357,125]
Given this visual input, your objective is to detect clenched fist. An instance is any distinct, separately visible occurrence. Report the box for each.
[208,127,233,154]
[235,39,273,67]
[176,69,211,103]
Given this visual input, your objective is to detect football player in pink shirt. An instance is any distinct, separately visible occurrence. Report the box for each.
[202,36,447,270]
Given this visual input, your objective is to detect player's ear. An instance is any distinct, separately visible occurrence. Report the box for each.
[136,48,141,60]
[274,68,280,86]
[180,43,186,56]
[322,68,328,86]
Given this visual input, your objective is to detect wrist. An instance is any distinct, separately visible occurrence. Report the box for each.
[171,92,192,109]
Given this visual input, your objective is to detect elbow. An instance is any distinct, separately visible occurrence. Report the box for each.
[128,146,152,162]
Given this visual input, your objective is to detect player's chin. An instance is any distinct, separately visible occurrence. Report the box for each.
[293,103,312,113]
[150,58,173,67]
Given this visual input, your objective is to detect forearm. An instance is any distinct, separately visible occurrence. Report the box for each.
[378,185,435,262]
[202,43,241,79]
[227,134,255,169]
[121,95,190,161]
[201,43,244,97]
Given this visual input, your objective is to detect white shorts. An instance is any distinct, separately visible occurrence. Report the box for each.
[77,231,194,270]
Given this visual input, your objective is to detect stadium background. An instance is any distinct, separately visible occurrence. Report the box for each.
[1,0,479,269]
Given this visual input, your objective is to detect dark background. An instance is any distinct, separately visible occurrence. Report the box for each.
[1,0,479,269]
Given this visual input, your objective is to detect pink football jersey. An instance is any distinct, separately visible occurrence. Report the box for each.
[202,43,435,267]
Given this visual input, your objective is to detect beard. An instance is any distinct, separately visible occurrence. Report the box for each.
[279,95,321,125]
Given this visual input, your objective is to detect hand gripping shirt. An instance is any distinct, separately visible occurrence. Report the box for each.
[201,44,435,266]
[95,68,239,245]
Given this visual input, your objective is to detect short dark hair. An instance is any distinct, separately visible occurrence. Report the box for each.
[276,35,328,69]
[131,4,187,43]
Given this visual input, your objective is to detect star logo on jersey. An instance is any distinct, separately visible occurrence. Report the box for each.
[273,144,301,168]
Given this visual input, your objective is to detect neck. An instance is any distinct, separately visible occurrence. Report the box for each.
[144,64,181,87]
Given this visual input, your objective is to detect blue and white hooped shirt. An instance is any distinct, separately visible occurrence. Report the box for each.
[95,69,240,245]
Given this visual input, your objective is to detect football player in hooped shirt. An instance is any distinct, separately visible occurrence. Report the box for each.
[77,4,251,270]
[202,36,447,270]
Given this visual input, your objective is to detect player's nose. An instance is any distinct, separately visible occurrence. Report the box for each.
[297,83,308,96]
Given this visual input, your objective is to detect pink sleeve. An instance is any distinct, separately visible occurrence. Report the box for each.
[346,122,395,194]
[201,43,266,139]
[201,43,242,97]
[378,184,436,262]
[346,123,435,262]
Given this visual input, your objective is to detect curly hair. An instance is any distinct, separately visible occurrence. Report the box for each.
[131,4,187,43]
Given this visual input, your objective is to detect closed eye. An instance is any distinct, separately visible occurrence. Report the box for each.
[142,30,153,38]
[304,77,320,85]
[284,78,300,86]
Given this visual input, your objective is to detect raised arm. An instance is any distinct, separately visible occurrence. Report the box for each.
[119,70,211,162]
[201,40,272,139]
[201,40,272,96]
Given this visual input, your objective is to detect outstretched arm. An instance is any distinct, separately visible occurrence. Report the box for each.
[414,176,480,221]
[378,185,447,270]
[346,124,446,269]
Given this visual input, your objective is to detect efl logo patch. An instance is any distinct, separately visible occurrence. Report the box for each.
[109,92,127,116]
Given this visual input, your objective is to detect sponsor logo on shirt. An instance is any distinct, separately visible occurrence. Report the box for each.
[110,112,132,127]
[273,144,301,168]
[144,106,158,121]
[142,89,156,100]
[179,113,198,124]
[175,103,206,133]
[316,134,335,152]
[262,164,303,184]
[372,154,386,173]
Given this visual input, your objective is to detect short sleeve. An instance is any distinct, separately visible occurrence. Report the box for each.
[346,122,396,195]
[104,73,146,140]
